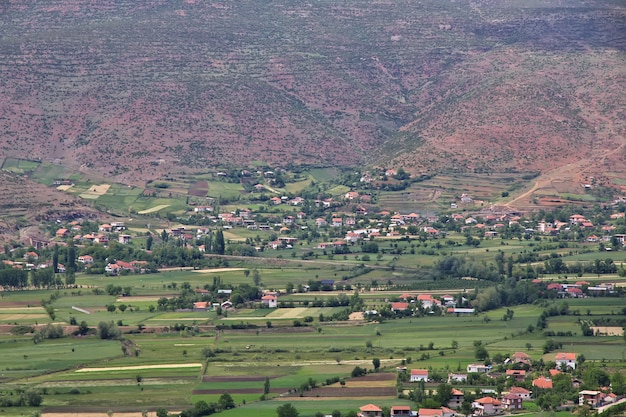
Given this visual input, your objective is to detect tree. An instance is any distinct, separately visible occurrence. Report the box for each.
[475,345,489,361]
[264,376,270,395]
[146,235,153,250]
[372,357,381,371]
[156,408,169,417]
[118,304,127,313]
[435,383,453,405]
[218,392,235,410]
[276,403,299,417]
[252,269,261,286]
[77,321,90,335]
[214,230,225,255]
[52,244,59,273]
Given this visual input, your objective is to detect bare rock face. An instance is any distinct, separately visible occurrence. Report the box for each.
[0,0,624,183]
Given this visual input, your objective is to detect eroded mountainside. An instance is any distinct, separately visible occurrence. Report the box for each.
[0,0,624,184]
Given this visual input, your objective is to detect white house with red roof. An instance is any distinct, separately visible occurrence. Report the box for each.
[555,352,577,369]
[472,397,502,416]
[358,404,382,417]
[410,369,429,382]
[261,294,277,308]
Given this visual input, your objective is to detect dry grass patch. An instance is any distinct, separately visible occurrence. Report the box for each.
[138,204,170,214]
[79,184,111,199]
[76,363,203,372]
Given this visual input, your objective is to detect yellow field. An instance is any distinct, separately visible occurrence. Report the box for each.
[0,313,48,320]
[138,204,170,214]
[79,184,111,199]
[56,184,74,191]
[76,363,203,373]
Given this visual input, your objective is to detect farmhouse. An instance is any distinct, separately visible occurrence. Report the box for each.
[390,405,412,417]
[533,376,553,390]
[410,369,429,382]
[555,352,577,369]
[467,363,490,373]
[472,397,502,416]
[579,390,602,407]
[502,393,523,410]
[448,388,464,408]
[78,255,94,264]
[505,369,526,381]
[261,294,277,308]
[359,404,383,417]
[509,386,531,400]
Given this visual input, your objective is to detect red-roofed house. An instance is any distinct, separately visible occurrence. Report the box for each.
[359,404,382,417]
[448,388,464,408]
[391,405,412,417]
[533,376,553,390]
[418,409,442,417]
[506,369,526,381]
[417,294,439,309]
[391,302,409,312]
[261,294,277,308]
[502,393,523,410]
[555,352,577,369]
[509,386,531,400]
[410,369,429,382]
[472,397,502,416]
[78,255,94,264]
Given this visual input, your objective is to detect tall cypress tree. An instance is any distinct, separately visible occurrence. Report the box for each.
[215,230,225,255]
[52,244,59,273]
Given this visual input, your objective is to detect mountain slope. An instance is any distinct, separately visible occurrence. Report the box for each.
[0,0,624,184]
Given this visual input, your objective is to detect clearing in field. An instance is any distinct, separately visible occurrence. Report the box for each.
[76,363,203,373]
[138,204,170,214]
[56,184,74,191]
[590,326,624,336]
[265,307,310,319]
[191,268,246,273]
[79,184,111,199]
[115,296,162,302]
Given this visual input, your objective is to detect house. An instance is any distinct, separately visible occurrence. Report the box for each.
[472,397,502,416]
[410,369,429,382]
[447,374,468,383]
[509,387,531,400]
[579,390,602,407]
[345,191,360,200]
[99,224,112,233]
[270,197,282,205]
[417,294,439,309]
[441,407,456,417]
[418,409,442,417]
[467,363,490,373]
[448,388,464,408]
[505,369,526,381]
[220,300,233,309]
[390,406,412,417]
[118,234,132,244]
[94,234,109,244]
[316,218,328,227]
[391,302,410,312]
[261,295,277,308]
[502,394,523,410]
[193,301,208,311]
[533,377,553,390]
[24,251,39,260]
[358,404,382,417]
[555,352,577,370]
[332,218,343,227]
[511,351,531,364]
[56,228,69,238]
[78,255,94,264]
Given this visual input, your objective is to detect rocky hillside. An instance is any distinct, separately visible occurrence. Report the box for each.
[0,0,624,184]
